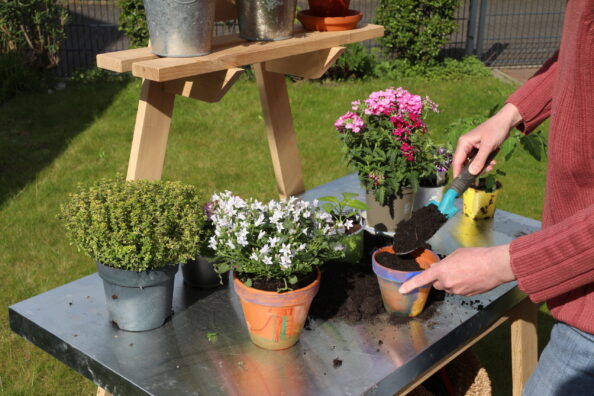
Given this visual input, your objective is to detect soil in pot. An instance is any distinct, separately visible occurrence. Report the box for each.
[238,270,317,292]
[393,204,447,253]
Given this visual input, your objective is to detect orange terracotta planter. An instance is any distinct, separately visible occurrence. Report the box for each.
[233,269,320,350]
[297,10,363,32]
[371,246,439,317]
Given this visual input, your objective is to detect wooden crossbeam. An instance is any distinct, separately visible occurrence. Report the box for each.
[163,68,243,102]
[264,47,345,79]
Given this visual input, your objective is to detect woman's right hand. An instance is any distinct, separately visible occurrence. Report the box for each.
[452,103,523,177]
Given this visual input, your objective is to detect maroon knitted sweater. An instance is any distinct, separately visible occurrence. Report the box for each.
[506,0,594,334]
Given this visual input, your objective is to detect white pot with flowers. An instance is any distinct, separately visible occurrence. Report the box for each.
[334,87,440,232]
[208,191,344,350]
[413,145,453,210]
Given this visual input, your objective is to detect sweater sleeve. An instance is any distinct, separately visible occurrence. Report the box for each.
[509,204,594,303]
[506,51,559,134]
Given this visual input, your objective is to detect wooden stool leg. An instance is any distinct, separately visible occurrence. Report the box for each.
[254,63,305,199]
[97,387,113,396]
[511,297,538,396]
[127,79,175,181]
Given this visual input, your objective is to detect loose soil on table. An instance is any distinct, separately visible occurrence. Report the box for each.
[240,270,317,292]
[309,259,444,324]
[393,205,447,253]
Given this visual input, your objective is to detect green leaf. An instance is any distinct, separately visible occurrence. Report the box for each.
[320,202,336,214]
[341,192,358,200]
[207,332,218,343]
[288,275,298,285]
[244,278,252,288]
[520,134,544,161]
[318,196,340,204]
[345,199,369,211]
[501,138,518,161]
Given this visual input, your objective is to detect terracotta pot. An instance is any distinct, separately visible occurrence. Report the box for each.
[233,269,321,350]
[463,185,502,219]
[371,246,439,317]
[365,188,415,233]
[297,9,362,31]
[308,0,350,17]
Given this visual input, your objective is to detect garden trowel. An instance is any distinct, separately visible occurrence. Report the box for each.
[393,150,498,254]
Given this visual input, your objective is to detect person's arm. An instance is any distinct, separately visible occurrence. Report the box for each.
[452,51,559,177]
[399,204,594,298]
[511,204,594,302]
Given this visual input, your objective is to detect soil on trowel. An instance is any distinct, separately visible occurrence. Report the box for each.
[393,204,447,253]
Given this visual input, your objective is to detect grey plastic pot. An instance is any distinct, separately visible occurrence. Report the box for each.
[96,262,178,332]
[236,0,298,41]
[143,0,216,57]
[181,255,221,288]
[365,188,415,233]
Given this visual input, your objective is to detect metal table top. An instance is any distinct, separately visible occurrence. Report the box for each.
[9,174,541,396]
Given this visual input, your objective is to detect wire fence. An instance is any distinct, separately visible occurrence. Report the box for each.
[56,0,564,76]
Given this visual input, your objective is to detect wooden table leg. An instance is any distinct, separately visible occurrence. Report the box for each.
[254,63,305,199]
[126,79,175,181]
[510,297,538,396]
[96,387,113,396]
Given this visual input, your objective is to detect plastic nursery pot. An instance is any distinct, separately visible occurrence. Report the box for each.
[371,246,439,317]
[341,216,366,264]
[181,255,221,288]
[233,268,321,350]
[365,188,415,233]
[463,185,502,220]
[297,9,363,32]
[96,262,178,331]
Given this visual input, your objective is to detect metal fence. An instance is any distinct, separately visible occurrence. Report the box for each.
[56,0,565,76]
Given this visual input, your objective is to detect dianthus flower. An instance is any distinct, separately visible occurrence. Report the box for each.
[334,112,365,133]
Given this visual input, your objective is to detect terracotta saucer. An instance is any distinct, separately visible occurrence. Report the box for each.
[297,9,363,32]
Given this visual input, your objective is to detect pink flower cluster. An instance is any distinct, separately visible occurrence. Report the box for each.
[363,87,424,117]
[334,112,365,133]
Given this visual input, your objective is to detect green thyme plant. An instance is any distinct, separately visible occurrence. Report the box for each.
[60,179,207,271]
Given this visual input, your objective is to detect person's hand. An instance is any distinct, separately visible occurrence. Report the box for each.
[399,244,516,296]
[452,103,523,177]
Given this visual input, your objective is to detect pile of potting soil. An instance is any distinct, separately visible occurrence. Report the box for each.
[309,259,444,324]
[392,205,447,253]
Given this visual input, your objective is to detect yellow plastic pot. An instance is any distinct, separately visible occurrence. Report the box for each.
[462,186,501,220]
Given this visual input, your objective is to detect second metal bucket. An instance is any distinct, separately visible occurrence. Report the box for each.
[236,0,298,41]
[144,0,216,57]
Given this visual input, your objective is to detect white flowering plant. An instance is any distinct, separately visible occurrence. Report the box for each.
[208,191,345,287]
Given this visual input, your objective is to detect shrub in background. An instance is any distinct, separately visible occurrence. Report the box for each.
[324,43,378,81]
[118,0,149,48]
[375,0,459,65]
[0,0,68,71]
[374,57,490,81]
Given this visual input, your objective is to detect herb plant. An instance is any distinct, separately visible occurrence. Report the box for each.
[208,191,344,287]
[60,179,206,271]
[445,107,547,193]
[318,192,368,230]
[334,87,440,205]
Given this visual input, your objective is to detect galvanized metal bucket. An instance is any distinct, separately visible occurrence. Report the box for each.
[97,262,178,331]
[143,0,216,57]
[236,0,298,41]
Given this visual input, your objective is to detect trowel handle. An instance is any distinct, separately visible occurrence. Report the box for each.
[449,151,498,196]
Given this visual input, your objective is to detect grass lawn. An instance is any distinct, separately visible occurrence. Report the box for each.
[0,74,551,396]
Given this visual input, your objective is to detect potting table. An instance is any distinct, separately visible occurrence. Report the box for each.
[9,174,540,396]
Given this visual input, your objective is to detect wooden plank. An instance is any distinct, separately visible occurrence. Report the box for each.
[215,0,236,21]
[96,387,113,396]
[163,68,243,102]
[127,80,175,181]
[396,315,510,395]
[254,63,304,199]
[511,297,538,396]
[97,47,157,73]
[132,24,384,81]
[265,47,345,79]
